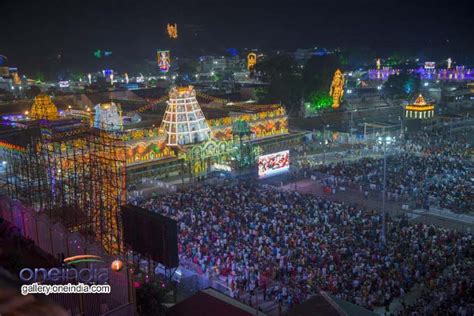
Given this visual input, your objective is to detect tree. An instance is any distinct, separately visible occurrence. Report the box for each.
[25,85,41,99]
[255,55,303,116]
[302,55,342,99]
[177,60,198,84]
[383,72,420,99]
[306,91,333,114]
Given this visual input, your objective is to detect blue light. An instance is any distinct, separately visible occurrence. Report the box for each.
[227,48,238,57]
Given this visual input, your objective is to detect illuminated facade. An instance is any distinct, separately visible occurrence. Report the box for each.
[435,66,473,81]
[405,94,435,119]
[209,106,288,140]
[30,94,59,121]
[167,23,178,39]
[122,128,175,165]
[157,50,171,73]
[368,67,400,80]
[160,86,211,146]
[329,69,344,109]
[93,102,123,131]
[247,53,257,71]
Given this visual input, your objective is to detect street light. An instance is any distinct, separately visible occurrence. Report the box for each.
[350,109,358,141]
[377,135,393,244]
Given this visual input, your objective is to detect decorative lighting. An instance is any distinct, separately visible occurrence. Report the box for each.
[157,50,171,73]
[167,23,178,39]
[247,53,257,71]
[329,69,344,109]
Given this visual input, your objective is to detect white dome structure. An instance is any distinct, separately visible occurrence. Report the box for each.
[93,102,123,131]
[160,86,211,146]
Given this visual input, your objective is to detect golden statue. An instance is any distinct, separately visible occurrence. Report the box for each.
[247,53,257,71]
[167,23,178,39]
[30,94,59,120]
[329,69,344,109]
[376,58,381,70]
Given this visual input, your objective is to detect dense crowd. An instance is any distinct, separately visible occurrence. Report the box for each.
[398,259,473,316]
[132,182,473,312]
[314,141,472,213]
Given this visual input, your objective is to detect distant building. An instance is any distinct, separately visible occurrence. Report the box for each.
[198,55,246,75]
[404,94,435,132]
[294,47,329,65]
[199,56,227,73]
[442,83,474,109]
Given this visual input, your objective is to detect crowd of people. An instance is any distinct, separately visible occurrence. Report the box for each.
[131,181,473,312]
[398,259,473,316]
[313,133,472,213]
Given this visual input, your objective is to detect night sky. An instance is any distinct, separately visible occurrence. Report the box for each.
[2,0,473,76]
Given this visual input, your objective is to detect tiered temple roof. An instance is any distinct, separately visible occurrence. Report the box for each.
[30,94,59,121]
[160,86,211,146]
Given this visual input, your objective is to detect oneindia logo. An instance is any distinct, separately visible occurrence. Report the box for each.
[19,254,109,284]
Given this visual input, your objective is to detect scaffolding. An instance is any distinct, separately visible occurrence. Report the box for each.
[0,121,126,254]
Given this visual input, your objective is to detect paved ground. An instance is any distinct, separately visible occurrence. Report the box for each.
[280,178,404,215]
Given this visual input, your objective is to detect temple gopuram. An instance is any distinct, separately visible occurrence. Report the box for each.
[30,94,59,120]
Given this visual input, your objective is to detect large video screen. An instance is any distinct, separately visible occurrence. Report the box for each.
[258,150,290,178]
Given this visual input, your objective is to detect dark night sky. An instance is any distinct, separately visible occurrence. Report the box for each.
[1,0,473,76]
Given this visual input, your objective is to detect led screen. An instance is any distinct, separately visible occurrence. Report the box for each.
[258,150,289,178]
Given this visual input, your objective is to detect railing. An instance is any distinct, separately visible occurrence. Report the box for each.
[0,198,132,316]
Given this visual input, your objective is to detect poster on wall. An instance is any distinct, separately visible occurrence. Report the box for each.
[157,50,171,73]
[258,150,290,178]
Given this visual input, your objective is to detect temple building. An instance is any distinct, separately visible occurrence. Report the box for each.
[405,94,435,120]
[1,85,304,187]
[30,94,59,120]
[160,86,211,146]
[94,102,123,131]
[404,94,435,132]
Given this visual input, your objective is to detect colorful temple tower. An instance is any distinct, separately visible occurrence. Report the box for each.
[160,86,211,146]
[30,94,59,120]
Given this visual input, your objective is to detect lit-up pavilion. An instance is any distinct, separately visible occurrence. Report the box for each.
[405,94,435,120]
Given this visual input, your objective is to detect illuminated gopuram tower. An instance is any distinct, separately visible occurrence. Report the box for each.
[30,94,59,120]
[160,86,211,146]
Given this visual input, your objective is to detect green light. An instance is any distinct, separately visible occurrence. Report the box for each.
[306,91,332,113]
